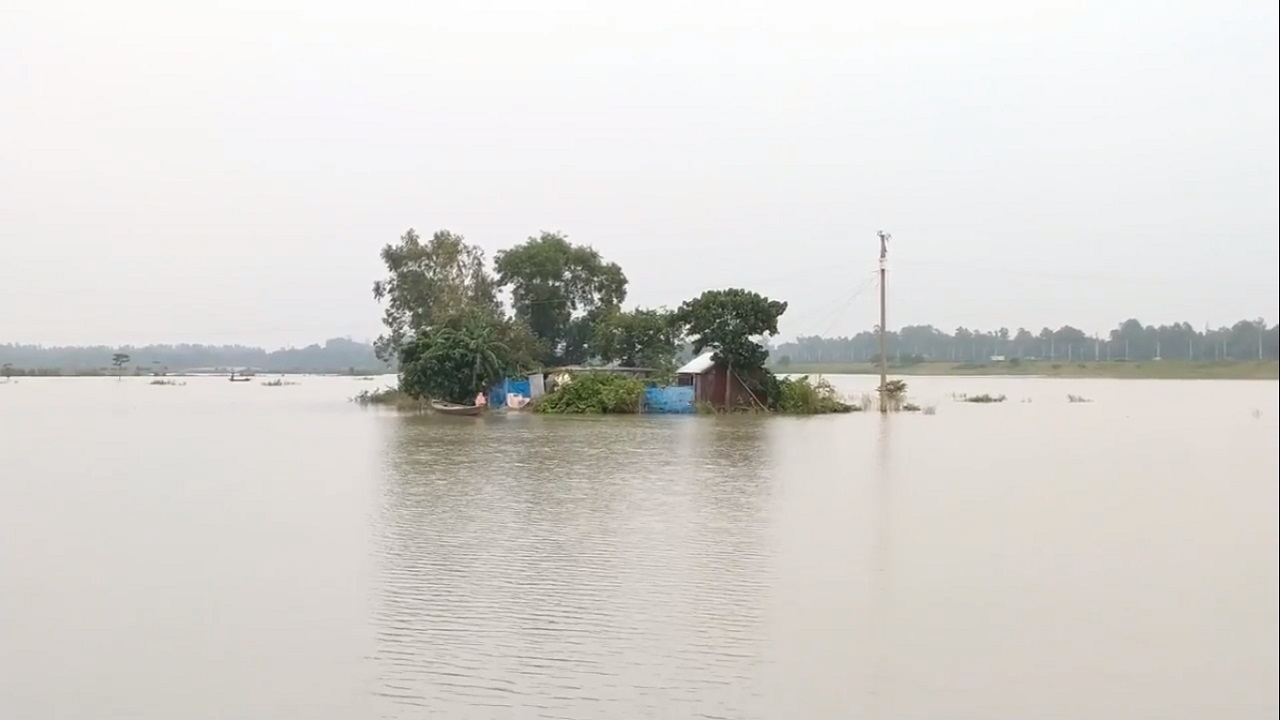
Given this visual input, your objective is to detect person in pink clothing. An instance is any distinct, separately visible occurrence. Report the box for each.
[474,391,487,407]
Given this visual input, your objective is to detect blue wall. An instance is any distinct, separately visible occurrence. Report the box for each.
[643,385,695,414]
[488,377,692,413]
[488,377,532,408]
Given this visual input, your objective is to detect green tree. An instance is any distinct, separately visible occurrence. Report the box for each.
[591,308,680,369]
[111,352,131,379]
[372,229,500,362]
[494,232,627,366]
[1,362,13,380]
[1054,325,1089,360]
[674,288,787,371]
[397,311,532,404]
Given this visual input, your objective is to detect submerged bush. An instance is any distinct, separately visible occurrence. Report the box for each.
[535,372,646,414]
[351,387,427,409]
[877,379,911,411]
[775,375,856,414]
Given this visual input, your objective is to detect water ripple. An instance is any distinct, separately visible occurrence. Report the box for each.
[369,416,774,718]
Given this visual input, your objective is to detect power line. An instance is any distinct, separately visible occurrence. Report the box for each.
[793,271,878,338]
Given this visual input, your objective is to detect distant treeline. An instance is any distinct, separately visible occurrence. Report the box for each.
[771,318,1279,364]
[0,337,386,374]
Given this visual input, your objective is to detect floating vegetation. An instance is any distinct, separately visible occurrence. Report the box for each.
[261,378,299,387]
[1066,394,1092,403]
[956,393,1007,404]
[921,404,938,415]
[149,379,186,386]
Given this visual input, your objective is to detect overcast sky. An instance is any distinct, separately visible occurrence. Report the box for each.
[2,0,1276,348]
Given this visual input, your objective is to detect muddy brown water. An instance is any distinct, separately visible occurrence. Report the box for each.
[2,375,1276,719]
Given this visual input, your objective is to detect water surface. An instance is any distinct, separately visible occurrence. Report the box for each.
[1,375,1276,718]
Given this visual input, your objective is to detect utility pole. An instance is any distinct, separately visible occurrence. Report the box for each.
[877,230,890,414]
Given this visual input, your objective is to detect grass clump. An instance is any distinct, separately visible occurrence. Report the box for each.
[261,378,299,387]
[1066,394,1092,403]
[534,372,646,414]
[694,400,718,414]
[149,378,185,386]
[775,375,857,414]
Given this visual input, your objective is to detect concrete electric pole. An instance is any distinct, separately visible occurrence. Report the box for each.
[877,230,890,414]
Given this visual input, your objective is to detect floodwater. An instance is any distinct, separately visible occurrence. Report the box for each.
[1,374,1276,719]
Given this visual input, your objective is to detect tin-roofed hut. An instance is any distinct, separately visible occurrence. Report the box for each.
[674,351,763,410]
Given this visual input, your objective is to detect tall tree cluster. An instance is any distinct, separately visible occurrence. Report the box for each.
[372,227,789,400]
[773,319,1279,364]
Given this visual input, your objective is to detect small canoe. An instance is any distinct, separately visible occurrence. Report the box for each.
[229,376,252,383]
[431,401,485,416]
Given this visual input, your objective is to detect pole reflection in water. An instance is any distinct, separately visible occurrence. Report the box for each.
[867,413,894,720]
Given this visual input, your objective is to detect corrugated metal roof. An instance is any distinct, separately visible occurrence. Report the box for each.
[676,351,717,375]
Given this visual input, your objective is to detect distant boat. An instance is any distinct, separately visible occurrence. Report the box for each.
[229,373,252,383]
[430,401,485,417]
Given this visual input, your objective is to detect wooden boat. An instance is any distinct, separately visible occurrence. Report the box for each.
[430,401,485,416]
[229,373,252,382]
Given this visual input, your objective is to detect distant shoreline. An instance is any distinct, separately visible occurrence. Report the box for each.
[6,361,1279,382]
[774,360,1279,381]
[0,369,392,379]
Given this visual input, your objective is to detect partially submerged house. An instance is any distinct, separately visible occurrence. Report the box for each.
[489,360,768,413]
[675,351,763,410]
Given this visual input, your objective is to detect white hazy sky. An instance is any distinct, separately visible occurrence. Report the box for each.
[2,0,1277,348]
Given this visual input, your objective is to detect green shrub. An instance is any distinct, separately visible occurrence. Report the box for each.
[876,379,911,411]
[534,372,646,414]
[351,387,427,409]
[775,375,856,414]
